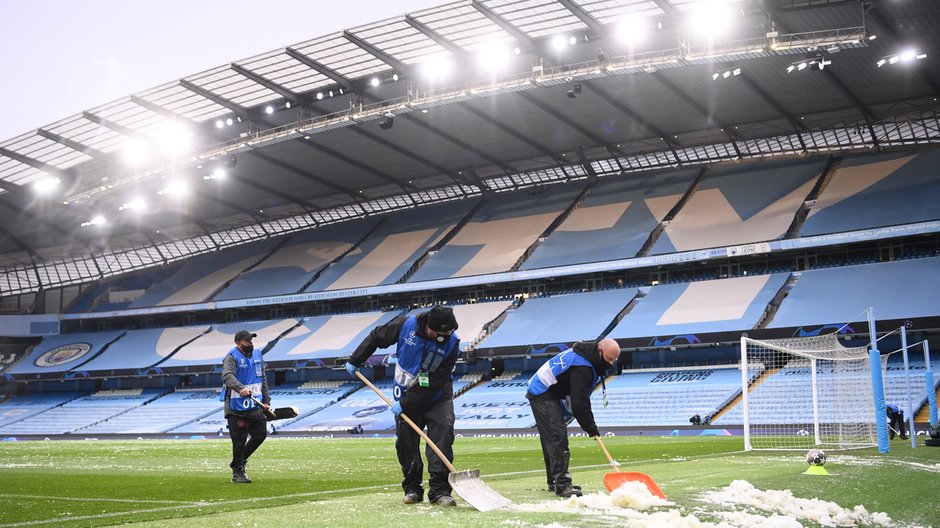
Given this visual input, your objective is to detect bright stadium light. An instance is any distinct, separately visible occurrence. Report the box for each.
[370,77,381,87]
[477,42,511,72]
[688,0,734,37]
[158,178,189,198]
[878,49,926,67]
[81,214,107,228]
[122,138,150,165]
[154,121,193,155]
[215,119,224,128]
[420,55,454,81]
[616,15,647,45]
[33,176,60,195]
[119,197,147,212]
[265,105,274,114]
[551,34,568,52]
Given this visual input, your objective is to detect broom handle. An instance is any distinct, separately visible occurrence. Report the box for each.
[248,395,277,419]
[356,370,458,473]
[594,436,620,467]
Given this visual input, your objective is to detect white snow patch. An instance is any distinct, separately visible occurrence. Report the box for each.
[701,480,892,527]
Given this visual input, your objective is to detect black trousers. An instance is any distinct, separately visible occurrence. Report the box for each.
[396,396,455,502]
[527,393,572,488]
[227,414,267,469]
[888,411,907,438]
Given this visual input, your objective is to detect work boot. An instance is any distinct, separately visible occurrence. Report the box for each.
[548,483,580,493]
[555,484,583,497]
[431,495,457,507]
[403,491,423,504]
[232,465,251,484]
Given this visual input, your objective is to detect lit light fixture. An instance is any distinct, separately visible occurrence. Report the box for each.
[158,179,189,198]
[420,55,454,81]
[316,92,324,100]
[616,15,647,44]
[392,73,399,81]
[370,77,380,87]
[285,101,291,109]
[119,197,146,212]
[566,83,582,99]
[154,121,193,154]
[81,215,107,228]
[477,42,511,72]
[787,54,830,73]
[215,120,224,128]
[265,105,274,114]
[711,67,741,80]
[122,138,151,164]
[688,0,735,37]
[876,49,927,67]
[568,35,577,46]
[551,35,568,51]
[226,118,234,126]
[33,176,60,195]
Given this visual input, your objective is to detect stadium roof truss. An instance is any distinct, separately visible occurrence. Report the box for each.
[1,0,939,296]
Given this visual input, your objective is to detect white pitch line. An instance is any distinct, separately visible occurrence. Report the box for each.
[0,493,200,505]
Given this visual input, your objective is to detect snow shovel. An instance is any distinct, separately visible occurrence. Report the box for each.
[248,395,299,421]
[355,371,511,512]
[594,436,666,499]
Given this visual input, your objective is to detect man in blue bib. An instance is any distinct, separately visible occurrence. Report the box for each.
[345,306,460,507]
[526,338,620,497]
[221,330,270,483]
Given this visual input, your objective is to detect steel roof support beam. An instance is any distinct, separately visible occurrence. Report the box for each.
[129,95,198,125]
[231,63,303,106]
[517,92,628,157]
[404,15,467,58]
[470,0,538,51]
[36,129,107,159]
[343,31,411,74]
[0,146,72,181]
[284,48,355,92]
[246,150,360,200]
[81,111,150,141]
[457,102,565,164]
[178,80,255,123]
[556,0,604,35]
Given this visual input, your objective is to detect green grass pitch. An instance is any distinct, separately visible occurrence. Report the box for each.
[0,435,937,527]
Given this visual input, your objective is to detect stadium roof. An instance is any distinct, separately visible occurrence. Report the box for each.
[1,0,939,295]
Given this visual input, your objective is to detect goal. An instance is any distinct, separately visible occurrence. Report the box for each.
[738,333,879,451]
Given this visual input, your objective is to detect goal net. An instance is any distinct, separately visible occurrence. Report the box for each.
[737,333,878,451]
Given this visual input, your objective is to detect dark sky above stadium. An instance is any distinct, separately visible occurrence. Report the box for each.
[0,0,443,142]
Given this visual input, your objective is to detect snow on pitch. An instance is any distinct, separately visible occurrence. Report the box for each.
[506,479,908,528]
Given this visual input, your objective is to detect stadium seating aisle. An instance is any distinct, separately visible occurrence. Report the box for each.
[521,168,699,270]
[651,157,827,255]
[800,149,940,237]
[214,217,381,301]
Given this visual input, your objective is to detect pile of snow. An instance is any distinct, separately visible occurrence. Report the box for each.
[701,480,892,527]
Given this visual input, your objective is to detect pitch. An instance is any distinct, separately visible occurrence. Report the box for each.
[0,435,936,527]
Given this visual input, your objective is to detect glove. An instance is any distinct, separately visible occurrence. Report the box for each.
[587,428,601,438]
[391,401,402,416]
[345,362,359,376]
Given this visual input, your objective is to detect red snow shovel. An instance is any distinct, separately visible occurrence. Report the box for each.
[355,371,511,512]
[594,436,666,499]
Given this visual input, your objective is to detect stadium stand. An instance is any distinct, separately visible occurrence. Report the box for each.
[76,326,210,373]
[521,168,699,270]
[608,274,789,339]
[130,238,282,308]
[454,372,533,429]
[279,379,397,432]
[159,320,298,369]
[214,217,380,300]
[448,301,514,350]
[4,331,126,375]
[0,388,165,435]
[82,388,221,434]
[480,289,633,349]
[800,149,940,236]
[651,158,826,254]
[0,391,86,429]
[305,201,476,291]
[768,256,940,329]
[263,311,400,363]
[408,182,584,281]
[592,367,744,427]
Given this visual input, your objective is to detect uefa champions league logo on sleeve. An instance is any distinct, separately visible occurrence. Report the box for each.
[35,343,92,367]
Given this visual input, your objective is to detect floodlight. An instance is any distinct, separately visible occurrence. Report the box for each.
[154,121,193,155]
[119,197,147,212]
[81,215,107,227]
[33,177,60,195]
[551,35,567,51]
[616,15,647,44]
[688,0,734,37]
[122,138,150,164]
[568,36,577,46]
[370,77,380,87]
[215,120,224,128]
[285,101,291,109]
[317,92,324,100]
[421,55,454,80]
[478,42,511,72]
[392,74,399,81]
[265,105,274,114]
[226,118,234,126]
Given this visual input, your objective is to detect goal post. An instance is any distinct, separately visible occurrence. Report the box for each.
[738,332,883,451]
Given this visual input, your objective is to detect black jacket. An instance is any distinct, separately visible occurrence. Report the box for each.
[348,312,458,409]
[530,341,608,437]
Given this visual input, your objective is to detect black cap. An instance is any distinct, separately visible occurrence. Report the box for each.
[234,330,257,342]
[427,306,458,333]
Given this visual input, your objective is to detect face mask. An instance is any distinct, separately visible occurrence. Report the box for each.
[240,343,254,354]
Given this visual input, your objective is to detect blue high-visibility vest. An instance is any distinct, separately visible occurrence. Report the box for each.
[527,348,599,396]
[392,315,459,401]
[220,347,264,412]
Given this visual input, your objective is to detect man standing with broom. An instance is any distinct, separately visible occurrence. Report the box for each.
[526,338,620,497]
[345,306,461,507]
